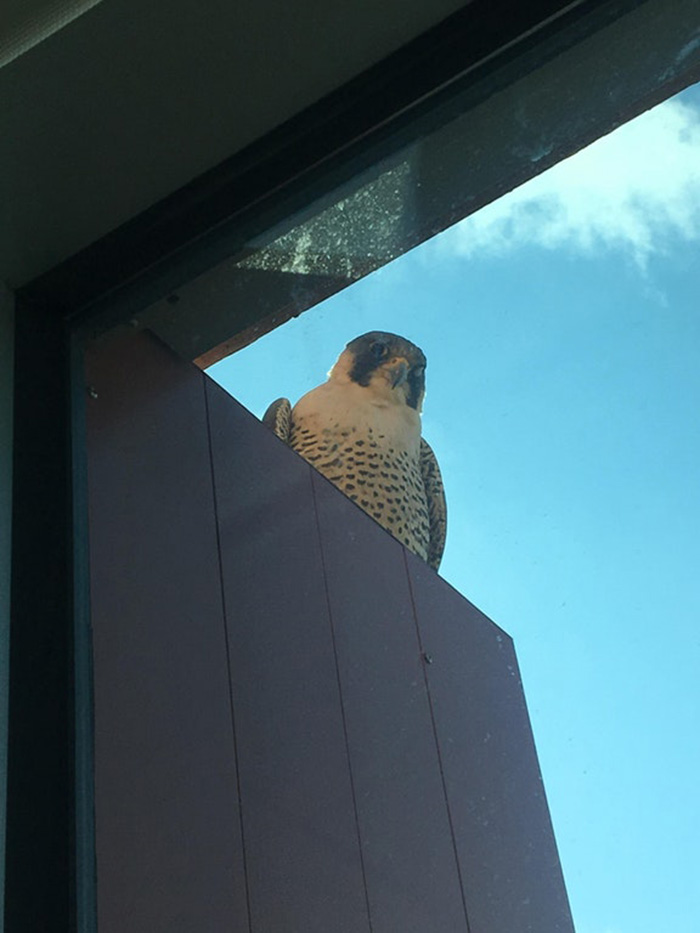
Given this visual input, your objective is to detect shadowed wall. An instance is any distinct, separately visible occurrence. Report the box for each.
[85,330,573,932]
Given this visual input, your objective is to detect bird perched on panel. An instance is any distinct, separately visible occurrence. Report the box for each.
[263,331,447,570]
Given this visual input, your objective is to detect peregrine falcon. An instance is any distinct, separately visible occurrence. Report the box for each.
[263,331,447,570]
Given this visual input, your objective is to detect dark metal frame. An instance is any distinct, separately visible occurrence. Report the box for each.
[7,302,77,929]
[17,0,651,331]
[6,0,700,928]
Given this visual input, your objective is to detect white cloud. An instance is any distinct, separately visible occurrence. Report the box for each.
[440,97,700,267]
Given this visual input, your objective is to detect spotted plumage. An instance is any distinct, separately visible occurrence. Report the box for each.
[263,331,447,570]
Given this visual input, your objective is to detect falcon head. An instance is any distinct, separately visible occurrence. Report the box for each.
[330,331,427,411]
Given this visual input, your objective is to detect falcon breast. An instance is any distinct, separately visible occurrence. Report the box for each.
[263,331,447,570]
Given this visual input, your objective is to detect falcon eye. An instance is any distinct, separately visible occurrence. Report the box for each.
[413,366,425,377]
[370,341,388,360]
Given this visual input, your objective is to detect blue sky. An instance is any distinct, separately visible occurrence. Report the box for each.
[210,82,700,933]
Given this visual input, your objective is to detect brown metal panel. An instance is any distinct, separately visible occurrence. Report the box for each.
[407,552,575,933]
[85,329,572,932]
[311,470,469,932]
[85,332,249,932]
[205,377,371,933]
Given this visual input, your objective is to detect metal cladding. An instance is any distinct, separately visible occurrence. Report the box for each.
[85,331,573,932]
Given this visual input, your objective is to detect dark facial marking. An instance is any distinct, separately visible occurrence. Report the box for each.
[370,340,389,361]
[406,364,425,411]
[346,331,427,406]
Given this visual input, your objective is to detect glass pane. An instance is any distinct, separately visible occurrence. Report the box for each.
[208,80,700,933]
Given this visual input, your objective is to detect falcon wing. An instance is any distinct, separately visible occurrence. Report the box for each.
[420,438,447,571]
[263,397,292,442]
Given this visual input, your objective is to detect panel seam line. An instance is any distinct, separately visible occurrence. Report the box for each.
[309,469,375,933]
[203,378,254,933]
[403,549,473,933]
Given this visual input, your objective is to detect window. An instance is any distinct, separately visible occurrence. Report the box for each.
[206,81,700,933]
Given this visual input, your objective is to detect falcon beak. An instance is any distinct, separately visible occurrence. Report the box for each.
[387,358,409,388]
